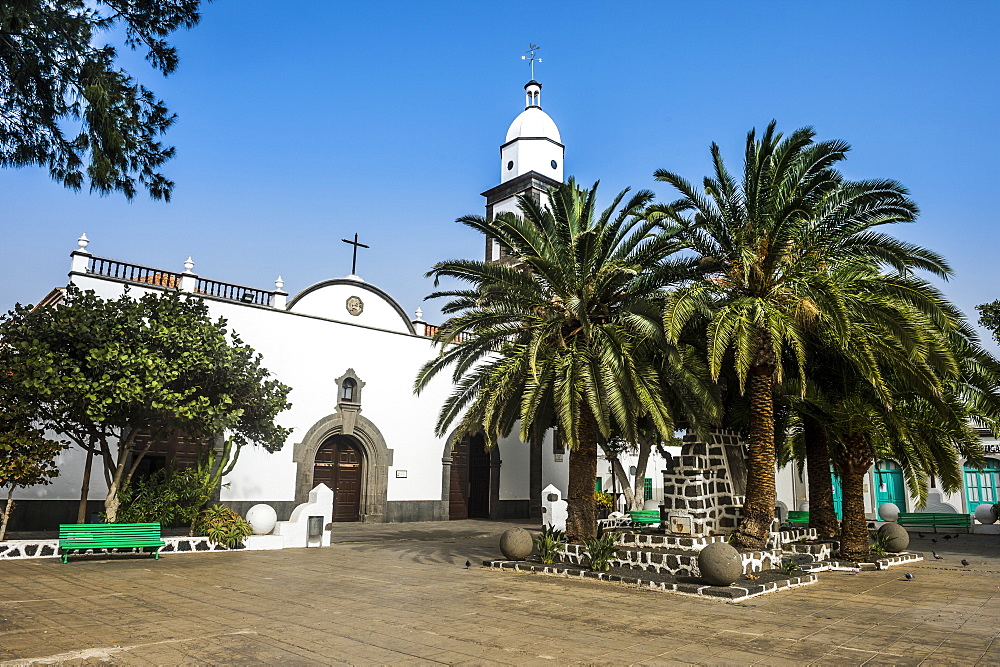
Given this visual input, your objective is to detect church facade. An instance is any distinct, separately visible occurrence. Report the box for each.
[11,76,998,533]
[10,77,675,531]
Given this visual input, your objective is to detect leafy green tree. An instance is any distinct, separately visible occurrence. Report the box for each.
[0,397,66,539]
[978,301,1000,345]
[0,286,292,522]
[416,180,716,539]
[0,1,207,200]
[653,121,958,548]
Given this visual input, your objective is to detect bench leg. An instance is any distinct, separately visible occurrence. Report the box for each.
[153,550,160,560]
[60,551,68,564]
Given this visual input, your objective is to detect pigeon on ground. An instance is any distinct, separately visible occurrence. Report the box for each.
[944,535,952,540]
[931,538,937,543]
[961,559,970,567]
[954,534,960,538]
[932,551,944,560]
[904,572,914,580]
[917,532,925,538]
[465,560,471,569]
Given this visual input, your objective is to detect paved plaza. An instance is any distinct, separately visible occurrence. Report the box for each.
[1,520,999,665]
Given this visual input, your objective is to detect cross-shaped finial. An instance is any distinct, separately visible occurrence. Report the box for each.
[341,233,370,276]
[522,44,542,79]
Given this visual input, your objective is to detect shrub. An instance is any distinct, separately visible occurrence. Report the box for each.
[595,491,614,511]
[193,505,252,549]
[583,532,618,572]
[117,442,239,528]
[533,525,566,564]
[870,529,889,557]
[117,463,214,527]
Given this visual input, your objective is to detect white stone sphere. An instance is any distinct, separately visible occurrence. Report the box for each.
[642,499,661,511]
[798,501,810,512]
[878,502,900,522]
[246,504,278,535]
[975,504,998,525]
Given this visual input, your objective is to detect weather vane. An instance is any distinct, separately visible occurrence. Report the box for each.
[522,44,542,79]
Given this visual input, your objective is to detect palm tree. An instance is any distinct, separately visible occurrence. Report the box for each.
[786,265,1000,560]
[653,121,955,548]
[415,180,716,540]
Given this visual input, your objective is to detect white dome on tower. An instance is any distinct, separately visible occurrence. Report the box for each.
[499,79,564,184]
[506,107,561,143]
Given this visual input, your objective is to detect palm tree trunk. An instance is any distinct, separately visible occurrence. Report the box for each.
[803,416,839,537]
[733,366,777,549]
[838,434,873,562]
[566,409,599,541]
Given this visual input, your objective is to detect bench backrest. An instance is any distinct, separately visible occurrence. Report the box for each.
[59,523,162,542]
[897,513,970,522]
[787,511,809,522]
[629,511,660,520]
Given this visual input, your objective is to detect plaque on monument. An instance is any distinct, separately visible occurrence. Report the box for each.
[723,443,748,496]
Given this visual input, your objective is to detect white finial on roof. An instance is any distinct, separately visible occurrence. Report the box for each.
[183,256,195,273]
[414,307,424,322]
[275,276,285,291]
[76,233,90,253]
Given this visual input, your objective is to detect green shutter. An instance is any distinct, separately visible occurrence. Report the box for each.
[595,477,602,492]
[644,478,653,501]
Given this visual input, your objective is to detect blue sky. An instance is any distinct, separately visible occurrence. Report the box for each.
[3,1,999,350]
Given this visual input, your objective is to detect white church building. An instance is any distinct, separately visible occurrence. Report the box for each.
[11,76,999,533]
[11,77,677,532]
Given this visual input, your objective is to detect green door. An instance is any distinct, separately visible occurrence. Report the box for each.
[831,471,843,520]
[874,460,906,512]
[964,458,1000,513]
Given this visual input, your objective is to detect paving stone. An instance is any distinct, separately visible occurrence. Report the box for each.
[3,520,1000,664]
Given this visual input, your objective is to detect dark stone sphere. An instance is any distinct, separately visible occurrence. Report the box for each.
[499,527,533,560]
[697,541,743,586]
[878,522,910,553]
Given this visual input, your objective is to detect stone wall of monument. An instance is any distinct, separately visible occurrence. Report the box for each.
[660,431,746,536]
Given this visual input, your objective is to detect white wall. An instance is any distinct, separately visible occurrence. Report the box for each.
[55,272,458,504]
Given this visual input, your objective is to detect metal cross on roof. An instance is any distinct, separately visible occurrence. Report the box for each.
[341,233,369,276]
[522,44,542,79]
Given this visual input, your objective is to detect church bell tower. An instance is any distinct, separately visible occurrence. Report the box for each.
[481,73,565,262]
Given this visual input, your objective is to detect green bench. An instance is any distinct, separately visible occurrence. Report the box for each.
[58,523,165,564]
[628,510,661,526]
[896,512,972,534]
[787,511,810,524]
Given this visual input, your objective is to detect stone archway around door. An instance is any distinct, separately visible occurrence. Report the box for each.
[294,412,392,523]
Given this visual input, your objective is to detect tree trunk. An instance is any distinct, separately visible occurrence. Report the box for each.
[0,488,15,541]
[733,366,777,549]
[566,410,599,541]
[632,433,653,510]
[77,445,94,524]
[838,434,873,562]
[607,455,638,511]
[803,416,839,538]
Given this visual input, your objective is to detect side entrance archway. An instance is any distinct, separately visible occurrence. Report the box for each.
[448,433,496,519]
[313,435,363,522]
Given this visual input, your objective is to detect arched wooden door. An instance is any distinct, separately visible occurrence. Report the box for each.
[313,436,363,522]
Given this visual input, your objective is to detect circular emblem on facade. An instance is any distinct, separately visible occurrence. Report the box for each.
[346,296,364,316]
[550,159,558,169]
[507,160,514,171]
